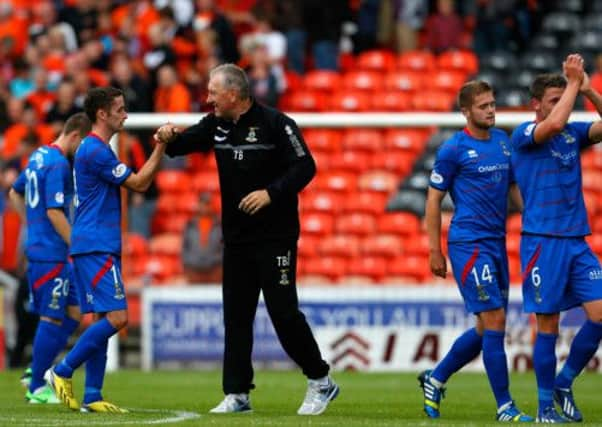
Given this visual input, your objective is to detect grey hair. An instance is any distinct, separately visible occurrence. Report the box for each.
[210,63,251,100]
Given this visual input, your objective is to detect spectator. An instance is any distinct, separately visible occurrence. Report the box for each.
[193,0,240,64]
[472,0,517,55]
[424,0,464,54]
[247,44,281,108]
[25,68,55,122]
[181,192,223,284]
[354,0,381,54]
[9,58,34,100]
[46,79,81,135]
[110,55,152,113]
[58,0,99,45]
[303,0,350,70]
[2,102,54,160]
[154,64,192,112]
[393,0,428,52]
[143,20,177,91]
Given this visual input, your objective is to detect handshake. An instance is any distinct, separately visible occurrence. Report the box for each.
[154,123,180,144]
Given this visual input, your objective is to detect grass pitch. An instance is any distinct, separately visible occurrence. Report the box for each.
[1,370,601,426]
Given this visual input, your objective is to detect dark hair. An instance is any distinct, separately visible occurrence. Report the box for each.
[83,87,124,123]
[21,131,40,147]
[457,80,493,109]
[210,63,251,100]
[529,73,567,100]
[63,112,92,138]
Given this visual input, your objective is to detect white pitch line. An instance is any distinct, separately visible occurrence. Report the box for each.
[0,408,201,426]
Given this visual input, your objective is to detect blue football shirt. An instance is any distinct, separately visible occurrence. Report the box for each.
[429,128,514,242]
[70,133,132,256]
[12,145,72,262]
[510,121,593,237]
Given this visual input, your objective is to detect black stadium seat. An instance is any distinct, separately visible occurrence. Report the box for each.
[542,12,581,37]
[520,51,558,73]
[479,51,518,73]
[583,13,602,31]
[386,190,426,217]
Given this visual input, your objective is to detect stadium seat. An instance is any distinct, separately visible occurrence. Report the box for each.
[284,70,303,92]
[338,274,376,285]
[176,191,200,214]
[342,71,384,91]
[303,128,343,153]
[191,171,220,193]
[342,128,383,151]
[156,170,191,193]
[496,88,528,110]
[303,256,348,281]
[371,91,413,111]
[303,70,342,92]
[384,128,429,153]
[361,234,403,257]
[397,50,436,71]
[400,171,430,192]
[356,49,396,72]
[155,193,179,214]
[528,33,560,51]
[358,170,398,193]
[311,151,332,171]
[342,191,388,215]
[507,214,522,234]
[583,13,602,31]
[162,213,189,234]
[473,69,504,90]
[330,151,371,173]
[519,51,556,73]
[124,233,149,258]
[144,255,180,283]
[297,273,334,285]
[402,234,430,256]
[583,190,599,216]
[571,30,602,54]
[478,51,518,73]
[436,50,479,75]
[300,212,335,236]
[432,70,468,93]
[149,233,182,256]
[506,69,536,91]
[346,256,388,281]
[582,169,602,192]
[412,90,455,111]
[287,91,328,111]
[311,171,357,193]
[552,0,583,13]
[506,232,521,257]
[329,91,371,111]
[301,191,343,214]
[317,234,361,258]
[335,212,377,236]
[388,255,430,282]
[384,71,424,92]
[371,151,414,176]
[386,190,426,217]
[298,235,320,258]
[542,12,580,37]
[377,212,421,236]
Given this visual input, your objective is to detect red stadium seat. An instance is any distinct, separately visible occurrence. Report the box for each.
[402,234,430,256]
[384,128,429,153]
[356,50,396,72]
[311,151,332,171]
[388,255,430,282]
[398,50,436,71]
[371,91,413,111]
[330,151,371,173]
[412,90,456,111]
[144,255,180,282]
[303,256,348,281]
[300,212,335,236]
[149,233,182,256]
[342,191,388,215]
[287,91,328,111]
[346,256,388,281]
[377,212,421,236]
[341,128,383,152]
[329,91,371,111]
[342,71,384,91]
[361,234,403,257]
[507,214,522,234]
[176,191,200,214]
[303,70,342,92]
[384,71,424,92]
[582,169,602,192]
[124,233,149,258]
[507,232,520,257]
[358,170,398,193]
[318,234,361,258]
[191,171,220,193]
[155,193,179,214]
[436,50,479,74]
[301,191,343,214]
[432,70,467,93]
[303,128,343,153]
[338,274,376,285]
[163,213,189,234]
[371,151,415,176]
[297,273,335,285]
[156,170,191,193]
[298,235,320,258]
[335,213,377,236]
[311,171,357,193]
[284,70,303,92]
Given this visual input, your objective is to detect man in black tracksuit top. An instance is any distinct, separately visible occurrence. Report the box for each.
[157,64,339,415]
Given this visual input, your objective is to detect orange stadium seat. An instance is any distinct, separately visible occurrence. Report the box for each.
[311,151,332,171]
[338,275,376,285]
[432,70,468,93]
[330,151,371,173]
[358,170,398,193]
[318,234,361,258]
[301,191,343,214]
[303,257,348,281]
[402,234,430,256]
[507,214,522,234]
[297,274,335,285]
[284,70,303,92]
[412,90,456,111]
[361,234,403,258]
[149,233,182,256]
[398,50,436,71]
[384,128,429,153]
[371,91,413,111]
[155,193,179,214]
[303,128,343,153]
[341,128,383,152]
[303,70,342,92]
[582,169,602,192]
[298,235,320,258]
[329,91,371,111]
[144,255,180,282]
[388,255,430,282]
[300,212,335,236]
[342,71,384,91]
[335,213,377,236]
[162,213,189,234]
[346,256,388,281]
[311,171,357,193]
[175,191,200,214]
[377,212,421,236]
[384,71,424,92]
[342,191,388,215]
[191,171,220,193]
[356,49,396,72]
[507,232,520,257]
[287,91,328,111]
[371,151,415,176]
[156,170,191,193]
[124,233,149,258]
[593,215,602,233]
[436,50,479,74]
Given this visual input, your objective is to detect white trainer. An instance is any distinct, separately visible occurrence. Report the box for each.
[209,394,252,414]
[297,377,339,415]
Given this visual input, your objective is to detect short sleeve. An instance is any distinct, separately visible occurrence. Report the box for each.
[429,141,458,191]
[12,170,26,194]
[93,144,133,185]
[570,121,594,149]
[511,122,537,150]
[45,162,68,209]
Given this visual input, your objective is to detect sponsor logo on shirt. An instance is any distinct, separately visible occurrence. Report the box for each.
[112,163,127,178]
[430,170,444,184]
[478,163,509,173]
[589,269,602,280]
[284,124,306,157]
[467,149,478,158]
[55,192,64,204]
[550,149,577,163]
[561,131,576,144]
[524,123,536,136]
[34,152,44,169]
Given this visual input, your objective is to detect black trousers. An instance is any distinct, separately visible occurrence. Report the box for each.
[222,240,329,394]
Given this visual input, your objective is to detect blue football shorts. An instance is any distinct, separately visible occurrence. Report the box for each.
[27,261,79,319]
[448,239,509,314]
[72,253,127,314]
[520,235,602,313]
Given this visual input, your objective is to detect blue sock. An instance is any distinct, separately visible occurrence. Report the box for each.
[556,320,602,389]
[482,329,512,409]
[29,321,65,392]
[60,316,79,340]
[432,327,482,384]
[55,318,117,378]
[84,340,108,404]
[534,332,558,412]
